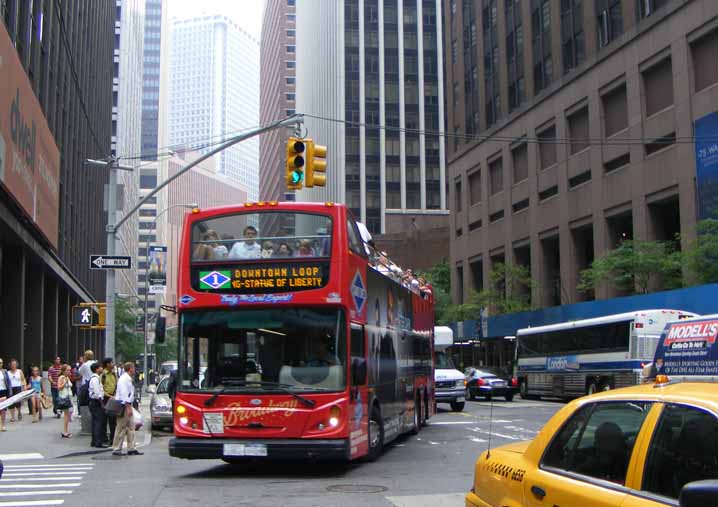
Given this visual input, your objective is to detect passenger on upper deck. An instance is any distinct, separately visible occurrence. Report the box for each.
[273,242,293,258]
[192,229,228,260]
[295,239,314,257]
[228,226,261,259]
[261,241,274,258]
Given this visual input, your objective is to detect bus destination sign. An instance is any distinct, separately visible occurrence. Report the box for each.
[194,261,329,294]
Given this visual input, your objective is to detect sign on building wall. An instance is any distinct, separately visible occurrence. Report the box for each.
[0,23,61,248]
[148,245,167,294]
[695,112,718,220]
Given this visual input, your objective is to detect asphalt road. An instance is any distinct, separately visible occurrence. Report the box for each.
[0,398,564,507]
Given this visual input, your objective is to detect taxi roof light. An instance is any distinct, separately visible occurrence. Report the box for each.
[655,374,670,385]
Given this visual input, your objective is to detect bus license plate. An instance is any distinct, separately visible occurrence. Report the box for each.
[223,443,267,457]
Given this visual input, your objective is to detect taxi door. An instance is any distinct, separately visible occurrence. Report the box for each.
[523,466,627,507]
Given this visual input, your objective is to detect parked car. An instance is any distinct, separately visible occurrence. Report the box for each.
[159,361,178,378]
[149,376,173,430]
[464,367,518,401]
[465,380,718,507]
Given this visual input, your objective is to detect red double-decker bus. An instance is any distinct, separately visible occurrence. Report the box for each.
[168,201,434,462]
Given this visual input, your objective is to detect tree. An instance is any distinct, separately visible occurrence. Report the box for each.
[156,326,178,365]
[474,262,534,316]
[114,298,143,363]
[418,259,453,325]
[683,218,718,285]
[577,239,682,295]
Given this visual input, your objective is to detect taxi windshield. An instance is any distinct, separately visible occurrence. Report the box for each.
[191,212,332,261]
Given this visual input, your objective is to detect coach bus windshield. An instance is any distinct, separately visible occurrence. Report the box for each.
[191,212,332,261]
[179,308,347,392]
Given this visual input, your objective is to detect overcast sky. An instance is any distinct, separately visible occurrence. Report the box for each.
[168,0,265,40]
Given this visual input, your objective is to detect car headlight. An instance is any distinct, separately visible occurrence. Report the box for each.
[456,379,466,388]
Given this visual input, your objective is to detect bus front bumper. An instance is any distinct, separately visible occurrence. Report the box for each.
[169,437,351,461]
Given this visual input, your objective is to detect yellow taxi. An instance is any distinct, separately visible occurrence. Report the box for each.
[466,379,718,507]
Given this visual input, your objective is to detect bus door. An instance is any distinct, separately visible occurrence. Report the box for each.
[349,323,369,459]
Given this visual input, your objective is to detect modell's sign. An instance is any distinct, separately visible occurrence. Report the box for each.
[663,320,718,346]
[0,23,60,248]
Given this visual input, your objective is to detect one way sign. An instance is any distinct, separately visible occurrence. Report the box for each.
[90,255,132,270]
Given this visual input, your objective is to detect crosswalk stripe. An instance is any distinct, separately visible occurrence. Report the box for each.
[0,500,64,506]
[0,454,44,462]
[2,473,86,477]
[0,478,86,482]
[0,484,81,489]
[1,492,72,498]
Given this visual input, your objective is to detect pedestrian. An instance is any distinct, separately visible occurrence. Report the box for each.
[48,357,62,418]
[24,364,34,416]
[88,362,108,448]
[29,366,43,423]
[0,358,10,432]
[100,358,117,444]
[56,364,73,437]
[78,350,96,384]
[7,359,26,422]
[112,362,143,456]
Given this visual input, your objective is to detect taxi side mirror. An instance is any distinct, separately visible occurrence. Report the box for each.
[679,480,718,507]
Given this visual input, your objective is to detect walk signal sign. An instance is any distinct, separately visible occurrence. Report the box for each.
[286,137,305,190]
[306,141,327,188]
[72,306,97,327]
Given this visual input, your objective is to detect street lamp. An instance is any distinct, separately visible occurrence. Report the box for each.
[141,202,198,393]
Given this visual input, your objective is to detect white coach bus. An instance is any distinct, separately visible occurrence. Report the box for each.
[516,309,697,399]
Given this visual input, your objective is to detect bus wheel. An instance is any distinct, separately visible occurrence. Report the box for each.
[422,391,429,426]
[450,401,465,412]
[367,406,384,461]
[586,381,598,395]
[410,395,421,435]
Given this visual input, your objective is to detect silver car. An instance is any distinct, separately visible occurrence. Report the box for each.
[149,376,173,430]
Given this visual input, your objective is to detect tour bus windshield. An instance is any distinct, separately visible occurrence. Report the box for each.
[191,212,332,261]
[435,351,456,370]
[179,308,347,392]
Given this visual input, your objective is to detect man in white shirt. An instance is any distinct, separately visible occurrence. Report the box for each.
[78,350,96,385]
[112,362,142,456]
[228,226,261,259]
[88,362,108,448]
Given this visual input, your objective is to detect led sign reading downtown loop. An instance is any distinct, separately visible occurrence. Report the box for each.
[194,262,329,294]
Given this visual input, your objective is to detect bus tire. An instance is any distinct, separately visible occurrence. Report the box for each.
[450,401,465,412]
[422,390,429,426]
[367,405,384,461]
[410,395,421,435]
[586,380,598,395]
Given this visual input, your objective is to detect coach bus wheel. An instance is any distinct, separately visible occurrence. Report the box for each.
[586,381,598,395]
[450,401,465,412]
[368,406,384,461]
[410,395,421,435]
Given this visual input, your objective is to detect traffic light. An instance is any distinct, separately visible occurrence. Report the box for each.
[286,137,306,190]
[305,140,327,188]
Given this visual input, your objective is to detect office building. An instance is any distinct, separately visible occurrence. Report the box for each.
[259,0,296,205]
[0,0,115,365]
[447,0,718,307]
[295,0,450,236]
[169,14,260,201]
[141,0,163,160]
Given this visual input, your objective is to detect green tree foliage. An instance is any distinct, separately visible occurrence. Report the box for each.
[114,298,143,363]
[683,218,718,285]
[156,326,178,365]
[474,262,534,316]
[577,239,682,295]
[418,259,453,325]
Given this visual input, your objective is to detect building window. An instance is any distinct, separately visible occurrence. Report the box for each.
[561,0,584,73]
[691,31,718,93]
[139,209,156,217]
[286,45,295,53]
[643,58,673,116]
[636,0,669,20]
[568,106,589,154]
[451,39,457,64]
[597,0,623,48]
[286,109,295,116]
[286,93,295,101]
[286,61,296,69]
[286,77,296,85]
[286,29,295,37]
[140,171,157,189]
[454,179,463,212]
[538,125,557,169]
[483,0,500,127]
[602,85,627,137]
[532,0,553,93]
[506,0,524,112]
[512,142,528,183]
[287,0,295,5]
[469,169,482,205]
[489,157,503,195]
[287,13,296,22]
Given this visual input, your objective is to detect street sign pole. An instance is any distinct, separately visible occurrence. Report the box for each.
[105,162,118,360]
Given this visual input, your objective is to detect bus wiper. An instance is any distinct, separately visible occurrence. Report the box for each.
[223,380,316,408]
[204,386,227,407]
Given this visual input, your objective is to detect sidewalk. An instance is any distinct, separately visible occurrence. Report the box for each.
[0,396,152,460]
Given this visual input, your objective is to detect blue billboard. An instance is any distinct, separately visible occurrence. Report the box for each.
[694,112,718,219]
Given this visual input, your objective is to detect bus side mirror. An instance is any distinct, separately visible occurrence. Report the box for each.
[351,358,366,385]
[155,316,166,344]
[680,480,718,507]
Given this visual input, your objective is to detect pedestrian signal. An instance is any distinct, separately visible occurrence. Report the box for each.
[72,306,97,327]
[286,137,305,190]
[306,140,327,188]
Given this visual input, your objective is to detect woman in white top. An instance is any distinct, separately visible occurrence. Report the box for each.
[8,359,27,422]
[0,357,10,431]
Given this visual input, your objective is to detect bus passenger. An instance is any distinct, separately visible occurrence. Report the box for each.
[261,241,274,258]
[228,226,261,259]
[193,230,228,260]
[273,242,293,258]
[295,239,314,257]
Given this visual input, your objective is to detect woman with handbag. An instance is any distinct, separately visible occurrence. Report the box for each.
[56,364,73,437]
